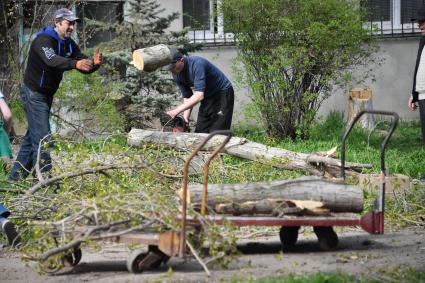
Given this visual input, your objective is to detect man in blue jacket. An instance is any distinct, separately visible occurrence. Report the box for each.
[9,8,102,181]
[165,49,234,133]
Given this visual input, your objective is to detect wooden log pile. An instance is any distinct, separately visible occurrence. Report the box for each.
[187,176,363,215]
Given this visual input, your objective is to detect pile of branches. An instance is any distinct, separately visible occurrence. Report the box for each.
[2,136,238,273]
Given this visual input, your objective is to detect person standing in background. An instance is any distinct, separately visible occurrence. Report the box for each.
[408,6,425,181]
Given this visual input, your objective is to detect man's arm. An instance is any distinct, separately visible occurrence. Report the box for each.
[72,44,102,74]
[183,98,192,123]
[0,99,12,135]
[166,91,204,119]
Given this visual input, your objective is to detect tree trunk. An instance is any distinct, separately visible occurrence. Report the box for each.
[127,129,372,177]
[131,44,172,72]
[188,176,363,213]
[348,88,375,129]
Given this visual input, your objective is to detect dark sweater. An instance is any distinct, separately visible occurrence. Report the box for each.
[24,26,97,96]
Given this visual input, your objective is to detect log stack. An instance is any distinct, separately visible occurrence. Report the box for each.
[187,176,363,216]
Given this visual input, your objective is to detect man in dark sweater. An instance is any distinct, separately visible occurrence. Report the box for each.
[9,8,102,181]
[165,49,234,133]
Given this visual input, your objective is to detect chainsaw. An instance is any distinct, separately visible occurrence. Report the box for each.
[162,114,190,133]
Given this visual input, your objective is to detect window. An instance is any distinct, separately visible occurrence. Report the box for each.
[183,0,210,30]
[76,1,124,48]
[362,0,425,36]
[183,0,234,45]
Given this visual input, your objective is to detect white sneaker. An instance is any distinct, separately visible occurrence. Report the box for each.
[1,219,20,247]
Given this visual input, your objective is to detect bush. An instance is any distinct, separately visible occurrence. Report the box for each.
[223,0,377,139]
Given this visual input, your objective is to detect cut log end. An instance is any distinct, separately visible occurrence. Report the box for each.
[131,50,144,70]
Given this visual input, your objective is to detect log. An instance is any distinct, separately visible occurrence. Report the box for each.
[127,129,372,177]
[188,176,364,213]
[131,44,173,72]
[348,88,375,129]
[215,199,331,216]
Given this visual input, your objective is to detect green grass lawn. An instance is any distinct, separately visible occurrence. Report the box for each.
[234,112,425,179]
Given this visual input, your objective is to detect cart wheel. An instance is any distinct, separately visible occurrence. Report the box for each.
[41,247,82,275]
[148,245,170,268]
[313,226,339,250]
[279,226,300,251]
[126,248,164,273]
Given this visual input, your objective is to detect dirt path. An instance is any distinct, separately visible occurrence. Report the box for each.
[0,227,424,283]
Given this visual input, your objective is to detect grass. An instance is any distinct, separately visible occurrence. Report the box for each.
[230,269,425,283]
[234,111,425,179]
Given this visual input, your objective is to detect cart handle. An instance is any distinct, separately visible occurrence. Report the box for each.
[340,110,399,180]
[180,130,232,257]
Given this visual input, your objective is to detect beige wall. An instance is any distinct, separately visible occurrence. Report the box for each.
[155,0,183,31]
[191,38,421,125]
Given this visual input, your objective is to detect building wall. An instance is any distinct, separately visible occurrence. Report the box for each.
[190,38,421,125]
[155,0,183,31]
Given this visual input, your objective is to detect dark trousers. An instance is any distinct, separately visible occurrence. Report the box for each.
[0,203,9,218]
[9,85,53,180]
[195,86,235,133]
[419,100,425,142]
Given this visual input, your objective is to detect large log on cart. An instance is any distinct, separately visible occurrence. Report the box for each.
[187,176,364,214]
[127,129,372,177]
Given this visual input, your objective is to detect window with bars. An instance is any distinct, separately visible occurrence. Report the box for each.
[183,0,210,30]
[362,0,425,36]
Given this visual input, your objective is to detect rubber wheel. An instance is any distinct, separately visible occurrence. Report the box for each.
[313,226,339,250]
[41,247,82,275]
[279,226,300,251]
[126,248,164,273]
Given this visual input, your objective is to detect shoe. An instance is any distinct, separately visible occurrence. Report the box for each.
[1,219,21,247]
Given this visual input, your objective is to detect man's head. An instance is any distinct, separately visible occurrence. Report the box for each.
[53,8,80,39]
[412,5,425,35]
[165,49,185,74]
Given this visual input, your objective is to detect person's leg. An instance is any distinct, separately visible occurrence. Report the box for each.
[0,203,20,247]
[28,91,52,173]
[9,131,34,180]
[209,87,235,132]
[0,203,10,218]
[418,100,425,181]
[195,97,217,133]
[9,86,34,180]
[9,86,52,180]
[419,100,425,143]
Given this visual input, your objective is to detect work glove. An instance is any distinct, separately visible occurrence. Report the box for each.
[94,47,102,65]
[76,59,93,72]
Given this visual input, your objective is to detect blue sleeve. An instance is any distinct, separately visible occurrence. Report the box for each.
[193,60,206,93]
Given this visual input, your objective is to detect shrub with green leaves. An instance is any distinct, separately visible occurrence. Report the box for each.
[53,70,125,138]
[223,0,377,139]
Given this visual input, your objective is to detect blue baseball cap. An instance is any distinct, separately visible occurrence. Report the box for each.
[54,8,81,23]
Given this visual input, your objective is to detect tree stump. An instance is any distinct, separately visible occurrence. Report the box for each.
[347,88,375,129]
[131,44,173,72]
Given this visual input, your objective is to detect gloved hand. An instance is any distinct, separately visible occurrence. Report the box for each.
[76,59,93,72]
[94,47,102,65]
